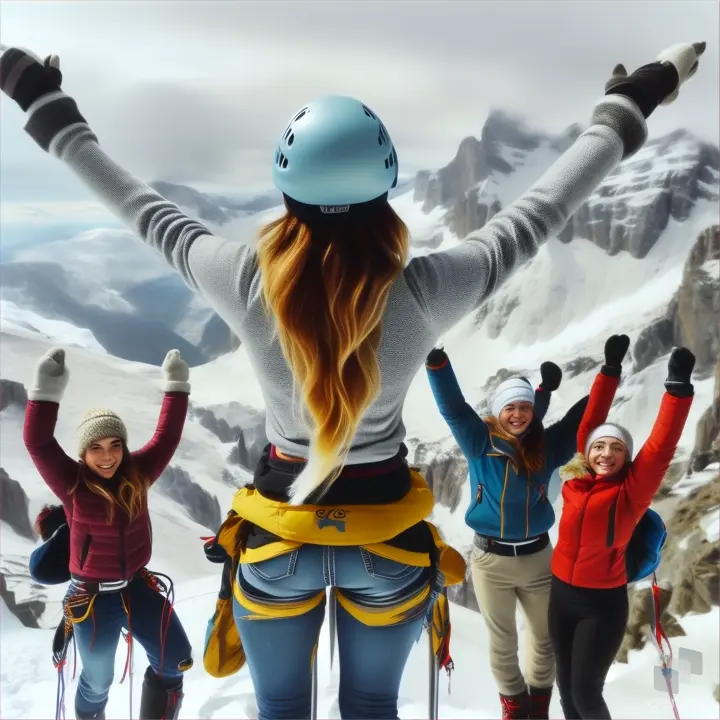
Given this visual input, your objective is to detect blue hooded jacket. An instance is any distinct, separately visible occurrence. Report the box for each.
[426,356,588,541]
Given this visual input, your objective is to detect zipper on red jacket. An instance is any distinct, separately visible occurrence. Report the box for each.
[569,496,588,585]
[606,494,619,547]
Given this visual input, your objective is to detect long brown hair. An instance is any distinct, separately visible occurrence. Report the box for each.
[257,204,410,501]
[484,415,546,474]
[70,442,149,524]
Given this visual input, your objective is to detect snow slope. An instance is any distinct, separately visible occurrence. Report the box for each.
[1,581,717,719]
[0,300,107,354]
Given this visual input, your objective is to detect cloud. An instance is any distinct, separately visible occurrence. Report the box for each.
[1,1,717,201]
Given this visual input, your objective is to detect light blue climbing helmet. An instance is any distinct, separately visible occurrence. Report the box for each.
[272,95,398,212]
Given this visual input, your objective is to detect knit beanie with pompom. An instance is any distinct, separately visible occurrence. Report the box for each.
[76,408,128,457]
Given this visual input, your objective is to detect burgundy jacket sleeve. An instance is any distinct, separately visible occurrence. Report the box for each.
[23,401,79,503]
[132,392,189,484]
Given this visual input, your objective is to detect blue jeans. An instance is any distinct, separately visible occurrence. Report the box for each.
[67,575,192,718]
[234,544,431,720]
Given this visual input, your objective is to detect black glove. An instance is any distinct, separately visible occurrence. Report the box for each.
[426,347,448,368]
[0,49,62,110]
[601,334,630,377]
[539,361,562,392]
[605,42,705,119]
[0,48,88,152]
[665,347,695,397]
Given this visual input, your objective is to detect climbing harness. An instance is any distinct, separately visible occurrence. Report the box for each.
[52,617,77,720]
[648,572,681,720]
[51,569,177,720]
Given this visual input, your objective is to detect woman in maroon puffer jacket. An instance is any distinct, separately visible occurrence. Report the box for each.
[23,346,193,720]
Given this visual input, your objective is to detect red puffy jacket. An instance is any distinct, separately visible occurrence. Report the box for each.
[23,393,188,581]
[552,377,692,589]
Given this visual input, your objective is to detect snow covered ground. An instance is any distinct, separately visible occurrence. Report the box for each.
[1,583,717,719]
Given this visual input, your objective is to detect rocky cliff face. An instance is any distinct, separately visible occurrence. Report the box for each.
[414,111,719,260]
[154,465,222,532]
[191,402,268,472]
[0,378,28,412]
[634,225,720,376]
[0,468,36,541]
[691,355,720,472]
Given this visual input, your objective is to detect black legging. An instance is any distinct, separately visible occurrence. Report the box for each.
[548,575,629,719]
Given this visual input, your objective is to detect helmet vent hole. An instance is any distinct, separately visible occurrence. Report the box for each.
[278,151,286,167]
[388,153,394,167]
[362,105,376,119]
[282,157,289,169]
[287,133,295,146]
[292,108,309,122]
[384,159,389,169]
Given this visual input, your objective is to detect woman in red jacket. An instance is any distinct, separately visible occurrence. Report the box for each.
[549,347,696,719]
[23,347,194,720]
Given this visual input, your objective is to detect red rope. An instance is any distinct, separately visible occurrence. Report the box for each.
[120,600,133,684]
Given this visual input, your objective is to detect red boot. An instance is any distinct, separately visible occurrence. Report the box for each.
[500,691,530,719]
[528,685,553,719]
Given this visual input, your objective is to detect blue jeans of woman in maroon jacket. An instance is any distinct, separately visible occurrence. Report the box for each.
[66,574,192,720]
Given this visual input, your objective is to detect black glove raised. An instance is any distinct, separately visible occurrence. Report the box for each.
[0,47,88,152]
[605,42,705,119]
[601,334,630,377]
[539,361,562,392]
[0,49,62,110]
[665,347,695,397]
[426,347,448,368]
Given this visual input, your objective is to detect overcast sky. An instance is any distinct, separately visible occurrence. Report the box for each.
[1,1,718,202]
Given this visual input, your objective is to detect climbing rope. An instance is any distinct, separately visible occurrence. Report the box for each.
[648,572,681,720]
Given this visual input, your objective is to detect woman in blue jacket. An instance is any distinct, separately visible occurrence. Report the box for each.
[425,335,630,720]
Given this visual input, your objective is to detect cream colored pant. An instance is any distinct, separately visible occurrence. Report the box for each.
[470,542,555,696]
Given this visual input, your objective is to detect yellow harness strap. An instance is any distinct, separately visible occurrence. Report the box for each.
[231,469,435,546]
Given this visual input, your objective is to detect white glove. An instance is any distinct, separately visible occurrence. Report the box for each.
[29,347,69,402]
[162,349,190,394]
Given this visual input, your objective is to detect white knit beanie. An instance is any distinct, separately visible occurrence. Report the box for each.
[490,377,535,418]
[76,408,128,457]
[585,423,633,458]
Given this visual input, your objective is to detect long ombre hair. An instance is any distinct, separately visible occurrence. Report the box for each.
[257,203,410,503]
[70,442,149,524]
[484,415,546,474]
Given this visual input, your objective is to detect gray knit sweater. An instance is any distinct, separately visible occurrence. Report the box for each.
[30,92,647,463]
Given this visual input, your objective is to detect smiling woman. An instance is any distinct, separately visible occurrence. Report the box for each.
[22,347,195,720]
[551,346,697,719]
[424,338,630,716]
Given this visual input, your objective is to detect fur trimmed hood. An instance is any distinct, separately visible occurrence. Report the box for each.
[559,452,592,482]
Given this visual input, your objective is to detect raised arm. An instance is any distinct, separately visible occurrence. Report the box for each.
[22,349,77,502]
[544,394,590,468]
[575,335,630,453]
[533,361,562,423]
[0,49,258,323]
[621,348,695,512]
[133,350,190,483]
[425,348,489,458]
[402,44,705,337]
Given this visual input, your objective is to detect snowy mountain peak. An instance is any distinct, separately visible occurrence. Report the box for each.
[413,109,719,258]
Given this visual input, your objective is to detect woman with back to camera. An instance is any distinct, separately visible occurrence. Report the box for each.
[0,40,705,720]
